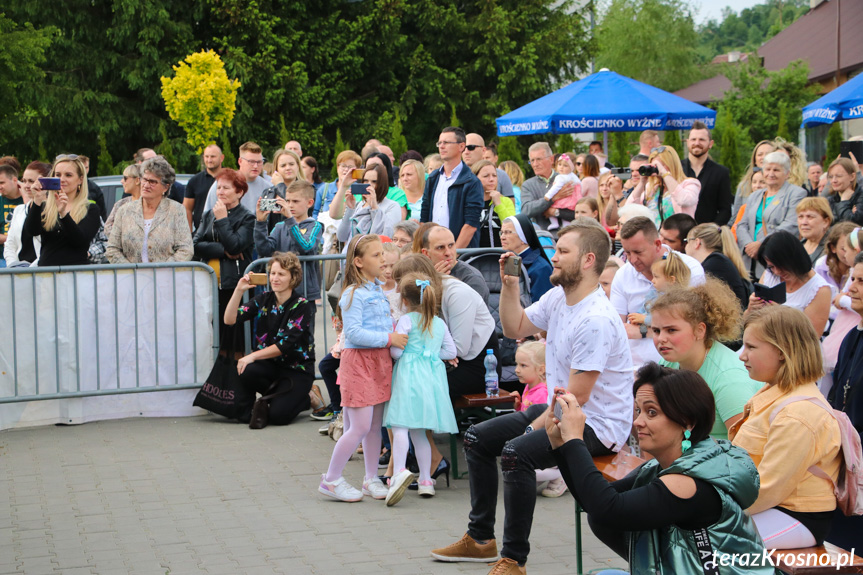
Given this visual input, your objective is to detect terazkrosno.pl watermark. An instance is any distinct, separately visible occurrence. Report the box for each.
[712,549,857,570]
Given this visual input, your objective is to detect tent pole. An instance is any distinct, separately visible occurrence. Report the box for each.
[603,131,608,156]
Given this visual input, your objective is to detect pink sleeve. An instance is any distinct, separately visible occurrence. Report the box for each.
[671,177,700,217]
[581,177,598,199]
[523,384,549,408]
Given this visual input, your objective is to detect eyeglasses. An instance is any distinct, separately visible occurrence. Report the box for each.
[465,145,481,151]
[499,230,516,236]
[240,157,264,166]
[55,154,79,161]
[650,146,667,154]
[528,155,551,165]
[141,177,162,187]
[338,164,357,171]
[436,141,460,148]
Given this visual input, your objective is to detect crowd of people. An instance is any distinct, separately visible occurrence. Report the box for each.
[2,124,863,574]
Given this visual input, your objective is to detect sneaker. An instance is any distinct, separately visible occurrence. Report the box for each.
[362,477,388,500]
[319,411,338,434]
[310,404,334,421]
[385,468,416,507]
[318,475,363,502]
[417,479,435,497]
[487,557,526,575]
[430,532,498,563]
[540,477,568,498]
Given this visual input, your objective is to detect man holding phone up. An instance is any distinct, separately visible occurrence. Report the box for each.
[430,220,633,575]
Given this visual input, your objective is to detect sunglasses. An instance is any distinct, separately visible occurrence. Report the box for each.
[752,167,763,174]
[55,154,80,161]
[650,146,667,154]
[465,145,481,151]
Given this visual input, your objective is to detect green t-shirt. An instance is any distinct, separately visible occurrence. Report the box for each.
[1,195,23,235]
[660,342,761,440]
[386,186,408,208]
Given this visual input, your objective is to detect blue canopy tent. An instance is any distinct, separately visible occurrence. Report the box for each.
[496,69,716,137]
[801,73,863,128]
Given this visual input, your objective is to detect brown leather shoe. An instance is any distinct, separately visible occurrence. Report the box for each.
[430,532,498,563]
[487,557,526,574]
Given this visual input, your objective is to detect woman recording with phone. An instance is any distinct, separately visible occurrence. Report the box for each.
[331,164,401,243]
[624,146,701,229]
[27,155,101,267]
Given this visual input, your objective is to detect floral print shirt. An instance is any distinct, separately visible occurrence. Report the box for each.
[236,291,315,372]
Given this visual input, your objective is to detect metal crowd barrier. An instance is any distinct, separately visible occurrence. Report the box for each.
[0,262,219,404]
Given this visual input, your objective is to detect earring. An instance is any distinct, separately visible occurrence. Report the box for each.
[681,429,692,453]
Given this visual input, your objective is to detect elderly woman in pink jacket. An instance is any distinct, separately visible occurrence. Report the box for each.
[624,145,700,228]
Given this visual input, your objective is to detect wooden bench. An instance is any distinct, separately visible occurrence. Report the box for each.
[772,543,863,574]
[573,450,647,575]
[449,391,515,479]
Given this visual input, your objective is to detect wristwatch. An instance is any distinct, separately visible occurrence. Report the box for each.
[525,425,534,434]
[639,324,648,338]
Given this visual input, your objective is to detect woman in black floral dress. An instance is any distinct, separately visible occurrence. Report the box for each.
[224,251,316,425]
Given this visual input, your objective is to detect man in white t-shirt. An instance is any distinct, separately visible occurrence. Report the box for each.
[610,216,705,367]
[431,220,633,575]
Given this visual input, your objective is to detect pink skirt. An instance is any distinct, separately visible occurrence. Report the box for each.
[337,347,393,408]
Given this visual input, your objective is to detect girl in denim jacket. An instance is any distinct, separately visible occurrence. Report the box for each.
[319,234,408,502]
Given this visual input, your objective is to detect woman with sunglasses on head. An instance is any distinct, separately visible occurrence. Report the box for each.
[27,156,102,266]
[624,146,701,230]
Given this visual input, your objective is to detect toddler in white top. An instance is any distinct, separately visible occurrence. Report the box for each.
[544,155,581,230]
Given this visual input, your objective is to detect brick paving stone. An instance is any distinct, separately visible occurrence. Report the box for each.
[1,416,629,574]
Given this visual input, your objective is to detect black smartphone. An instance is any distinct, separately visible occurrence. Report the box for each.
[753,282,786,304]
[350,182,370,196]
[840,141,863,162]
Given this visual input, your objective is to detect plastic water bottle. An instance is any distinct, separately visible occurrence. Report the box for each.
[484,349,499,397]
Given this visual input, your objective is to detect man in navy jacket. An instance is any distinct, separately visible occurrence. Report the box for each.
[420,126,484,248]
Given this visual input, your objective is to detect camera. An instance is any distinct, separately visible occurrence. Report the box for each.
[638,165,659,177]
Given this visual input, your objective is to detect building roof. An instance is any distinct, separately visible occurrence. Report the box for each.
[673,74,732,106]
[759,0,863,83]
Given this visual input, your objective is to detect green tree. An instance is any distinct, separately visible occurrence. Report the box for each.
[155,120,177,169]
[556,134,575,154]
[278,116,290,149]
[220,130,237,170]
[498,137,524,172]
[826,123,843,164]
[597,0,702,92]
[610,132,630,167]
[664,129,684,157]
[97,132,114,176]
[697,0,808,60]
[722,59,816,144]
[388,110,408,161]
[719,108,742,186]
[776,104,792,142]
[331,128,349,180]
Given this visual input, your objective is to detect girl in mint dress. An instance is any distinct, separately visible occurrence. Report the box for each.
[384,272,458,505]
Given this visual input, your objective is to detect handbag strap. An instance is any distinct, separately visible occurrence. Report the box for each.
[258,379,294,402]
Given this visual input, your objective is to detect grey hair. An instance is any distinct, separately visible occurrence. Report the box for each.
[763,151,791,174]
[806,162,821,169]
[394,218,420,238]
[140,156,176,188]
[528,142,552,156]
[618,203,654,222]
[123,163,142,178]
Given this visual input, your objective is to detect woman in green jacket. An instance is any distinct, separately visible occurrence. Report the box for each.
[547,362,774,575]
[472,160,515,248]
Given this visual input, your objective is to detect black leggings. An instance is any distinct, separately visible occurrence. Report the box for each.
[237,360,313,425]
[318,353,341,409]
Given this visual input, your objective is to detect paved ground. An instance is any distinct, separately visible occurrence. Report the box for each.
[0,414,629,575]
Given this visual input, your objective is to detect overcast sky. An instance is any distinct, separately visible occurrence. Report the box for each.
[692,0,775,24]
